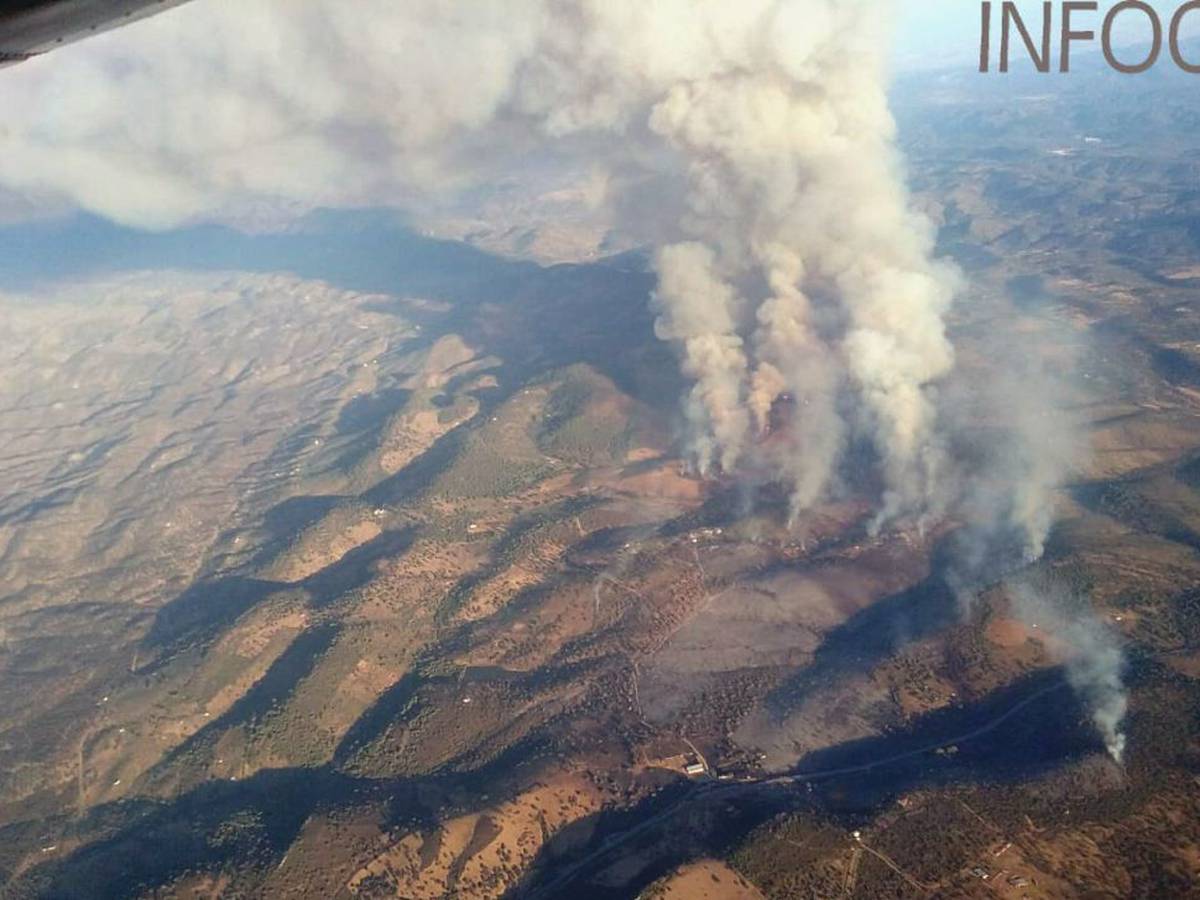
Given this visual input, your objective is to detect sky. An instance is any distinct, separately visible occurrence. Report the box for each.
[894,0,983,71]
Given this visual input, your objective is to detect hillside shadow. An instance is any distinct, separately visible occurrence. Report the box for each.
[5,727,559,899]
[139,623,344,791]
[299,526,418,608]
[141,525,415,658]
[3,764,435,900]
[260,495,346,544]
[763,557,961,721]
[761,521,1049,723]
[0,209,673,410]
[1071,478,1200,553]
[511,669,1098,899]
[0,209,531,298]
[140,576,291,665]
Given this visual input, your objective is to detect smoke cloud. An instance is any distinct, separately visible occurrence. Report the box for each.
[641,1,958,522]
[0,0,1123,754]
[0,0,957,526]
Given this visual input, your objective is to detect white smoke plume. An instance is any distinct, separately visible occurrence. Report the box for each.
[750,244,844,522]
[652,242,751,476]
[946,317,1127,763]
[1010,581,1128,763]
[0,0,956,527]
[946,329,1085,590]
[640,1,958,521]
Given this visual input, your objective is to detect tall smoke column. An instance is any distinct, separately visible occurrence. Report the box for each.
[948,344,1081,590]
[642,0,957,519]
[1011,581,1127,763]
[652,243,751,475]
[750,244,844,521]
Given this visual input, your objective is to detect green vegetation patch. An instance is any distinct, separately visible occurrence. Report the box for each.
[535,365,634,467]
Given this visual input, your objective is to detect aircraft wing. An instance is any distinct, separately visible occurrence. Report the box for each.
[0,0,191,66]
